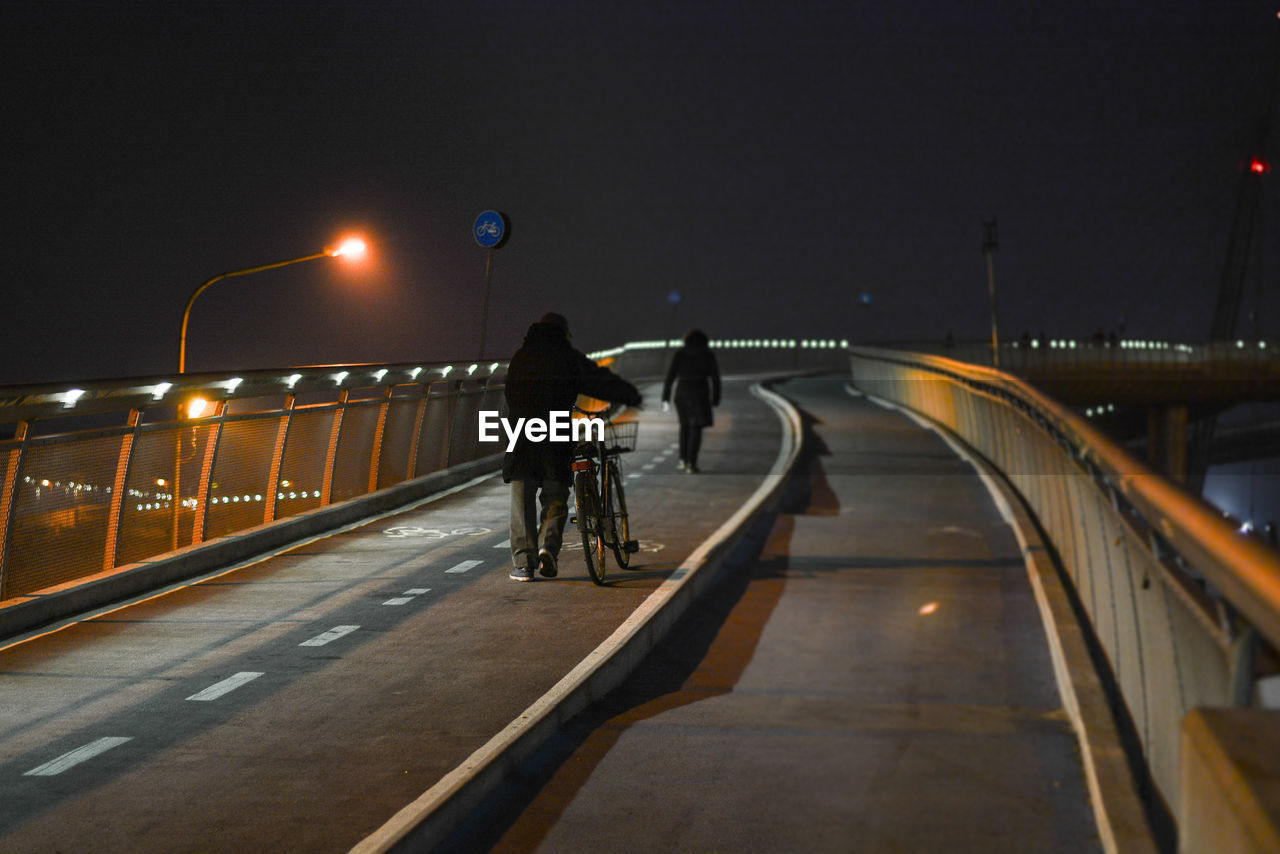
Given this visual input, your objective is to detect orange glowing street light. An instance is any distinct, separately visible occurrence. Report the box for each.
[178,236,368,373]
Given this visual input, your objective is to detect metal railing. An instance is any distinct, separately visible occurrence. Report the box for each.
[878,336,1280,379]
[849,345,1280,830]
[0,361,506,602]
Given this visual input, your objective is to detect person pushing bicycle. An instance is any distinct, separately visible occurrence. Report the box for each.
[503,312,641,582]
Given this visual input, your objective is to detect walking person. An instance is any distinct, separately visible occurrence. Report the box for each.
[662,329,720,473]
[503,313,641,582]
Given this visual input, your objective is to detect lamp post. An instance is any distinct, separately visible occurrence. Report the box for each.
[178,237,367,373]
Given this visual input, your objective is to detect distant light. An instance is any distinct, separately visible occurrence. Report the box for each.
[919,602,939,616]
[284,373,303,389]
[1251,158,1270,174]
[332,371,349,386]
[329,237,368,259]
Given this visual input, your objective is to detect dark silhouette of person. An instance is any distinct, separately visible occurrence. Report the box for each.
[502,312,641,582]
[662,329,721,473]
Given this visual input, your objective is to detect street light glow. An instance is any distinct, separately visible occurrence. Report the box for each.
[179,233,373,373]
[329,237,367,259]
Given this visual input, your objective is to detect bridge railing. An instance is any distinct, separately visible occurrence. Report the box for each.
[0,361,506,605]
[849,345,1280,838]
[885,336,1280,373]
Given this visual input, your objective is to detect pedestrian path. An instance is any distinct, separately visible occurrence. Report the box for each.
[448,375,1102,853]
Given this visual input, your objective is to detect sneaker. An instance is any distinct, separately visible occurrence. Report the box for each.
[677,460,687,471]
[687,463,699,474]
[509,565,535,582]
[538,550,558,578]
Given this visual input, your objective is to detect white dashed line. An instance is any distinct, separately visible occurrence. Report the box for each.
[299,625,360,647]
[186,672,264,702]
[445,559,484,574]
[641,463,657,470]
[24,737,132,777]
[494,539,510,549]
[384,587,432,605]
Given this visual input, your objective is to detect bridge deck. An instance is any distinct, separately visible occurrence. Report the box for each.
[0,376,1100,852]
[448,376,1101,853]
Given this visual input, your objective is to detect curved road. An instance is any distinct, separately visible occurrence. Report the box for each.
[444,376,1101,854]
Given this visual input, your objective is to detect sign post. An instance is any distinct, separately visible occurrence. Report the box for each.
[982,218,1000,368]
[473,210,508,359]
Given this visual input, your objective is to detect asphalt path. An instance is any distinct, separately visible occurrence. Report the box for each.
[444,376,1102,854]
[0,378,784,853]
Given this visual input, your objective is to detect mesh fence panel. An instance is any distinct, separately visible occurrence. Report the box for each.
[414,391,454,477]
[205,416,283,540]
[116,424,215,566]
[0,368,506,603]
[377,398,420,490]
[4,434,122,597]
[448,383,485,466]
[331,404,380,502]
[277,408,336,518]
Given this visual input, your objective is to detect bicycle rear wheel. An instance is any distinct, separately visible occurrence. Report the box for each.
[605,460,633,568]
[575,471,607,585]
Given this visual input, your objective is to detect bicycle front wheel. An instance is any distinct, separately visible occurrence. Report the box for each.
[605,460,633,568]
[575,471,607,585]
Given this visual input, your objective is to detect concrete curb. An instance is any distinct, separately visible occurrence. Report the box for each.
[349,381,805,854]
[858,386,1158,854]
[0,455,504,642]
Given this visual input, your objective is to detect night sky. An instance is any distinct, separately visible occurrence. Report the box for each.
[6,1,1280,384]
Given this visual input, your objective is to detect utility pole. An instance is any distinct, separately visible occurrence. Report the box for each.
[983,219,1000,368]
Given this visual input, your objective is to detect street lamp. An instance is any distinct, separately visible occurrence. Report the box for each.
[178,237,368,373]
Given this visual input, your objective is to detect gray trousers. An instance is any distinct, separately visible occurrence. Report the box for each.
[510,477,570,569]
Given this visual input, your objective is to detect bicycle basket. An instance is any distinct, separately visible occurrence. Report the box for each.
[603,420,639,454]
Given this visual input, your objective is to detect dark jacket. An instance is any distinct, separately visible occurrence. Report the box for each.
[662,339,720,428]
[502,321,642,482]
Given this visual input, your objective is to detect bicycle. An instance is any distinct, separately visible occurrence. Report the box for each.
[570,405,639,585]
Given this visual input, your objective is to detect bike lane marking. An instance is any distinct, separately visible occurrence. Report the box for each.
[444,560,484,574]
[299,626,360,647]
[24,737,133,777]
[185,672,264,702]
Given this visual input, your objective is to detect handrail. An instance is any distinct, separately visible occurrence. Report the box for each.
[0,358,508,608]
[0,360,506,425]
[851,345,1280,650]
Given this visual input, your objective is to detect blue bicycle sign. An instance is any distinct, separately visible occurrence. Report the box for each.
[473,210,507,248]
